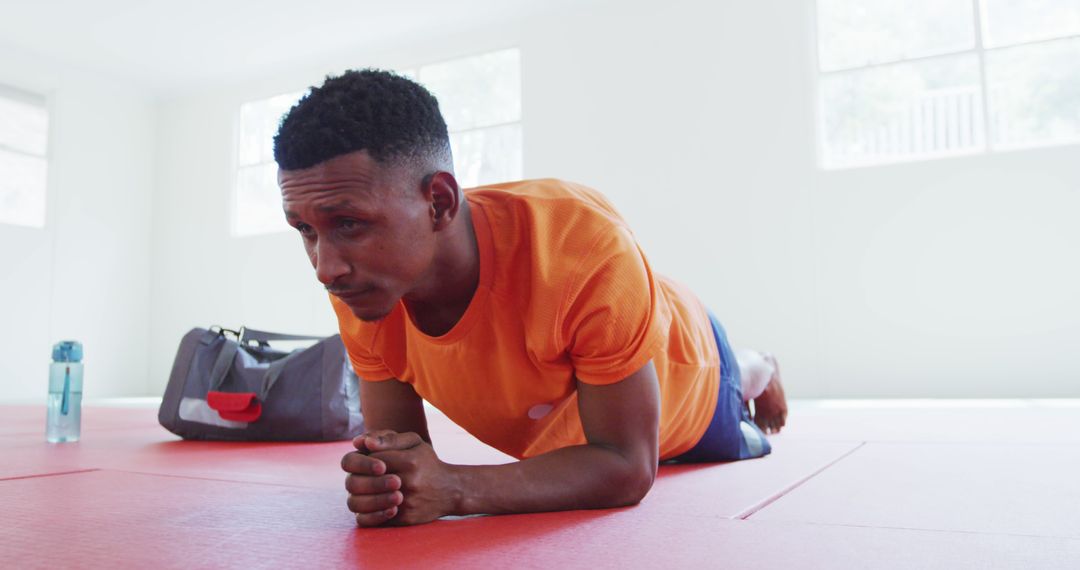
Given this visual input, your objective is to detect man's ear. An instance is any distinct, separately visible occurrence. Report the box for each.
[423,171,461,231]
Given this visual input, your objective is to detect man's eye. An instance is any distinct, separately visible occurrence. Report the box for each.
[295,224,314,236]
[339,219,364,230]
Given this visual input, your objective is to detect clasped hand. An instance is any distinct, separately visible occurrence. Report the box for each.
[341,430,456,527]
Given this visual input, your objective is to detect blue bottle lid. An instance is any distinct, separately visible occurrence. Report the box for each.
[51,340,83,363]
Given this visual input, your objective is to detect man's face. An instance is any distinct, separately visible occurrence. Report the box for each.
[279,151,436,322]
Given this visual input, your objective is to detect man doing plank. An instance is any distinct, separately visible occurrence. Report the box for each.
[274,70,787,527]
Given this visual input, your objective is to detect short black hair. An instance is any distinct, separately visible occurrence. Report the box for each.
[273,69,451,171]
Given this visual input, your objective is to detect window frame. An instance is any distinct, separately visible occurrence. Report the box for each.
[0,83,51,229]
[814,0,1080,170]
[231,90,305,237]
[408,47,524,189]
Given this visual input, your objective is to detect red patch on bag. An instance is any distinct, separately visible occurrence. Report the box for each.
[207,391,262,422]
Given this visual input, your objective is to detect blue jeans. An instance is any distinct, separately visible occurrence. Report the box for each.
[669,311,771,463]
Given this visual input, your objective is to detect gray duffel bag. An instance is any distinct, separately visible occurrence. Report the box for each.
[158,326,364,441]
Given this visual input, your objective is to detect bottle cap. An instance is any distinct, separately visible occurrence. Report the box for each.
[51,340,83,363]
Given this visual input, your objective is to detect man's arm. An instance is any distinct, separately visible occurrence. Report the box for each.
[358,377,430,443]
[343,361,661,525]
[451,360,660,515]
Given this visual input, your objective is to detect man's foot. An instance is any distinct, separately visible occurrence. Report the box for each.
[751,354,787,434]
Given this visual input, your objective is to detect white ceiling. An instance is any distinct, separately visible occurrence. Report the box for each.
[0,0,571,94]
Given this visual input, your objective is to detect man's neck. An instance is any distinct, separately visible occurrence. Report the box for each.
[403,201,480,337]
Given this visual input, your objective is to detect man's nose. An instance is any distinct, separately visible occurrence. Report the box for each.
[314,240,351,285]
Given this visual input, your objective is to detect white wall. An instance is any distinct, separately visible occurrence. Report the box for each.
[516,1,1078,397]
[30,0,1076,399]
[810,148,1080,397]
[150,97,334,390]
[529,1,1080,397]
[0,43,156,401]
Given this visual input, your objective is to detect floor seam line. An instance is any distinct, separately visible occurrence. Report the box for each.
[759,519,1080,541]
[0,468,101,482]
[106,468,332,490]
[735,441,867,520]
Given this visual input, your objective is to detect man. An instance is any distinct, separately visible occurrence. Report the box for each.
[274,69,787,527]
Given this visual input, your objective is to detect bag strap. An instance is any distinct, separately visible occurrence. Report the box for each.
[239,326,326,345]
[261,353,296,400]
[208,339,239,392]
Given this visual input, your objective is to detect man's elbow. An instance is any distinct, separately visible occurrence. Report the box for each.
[609,458,657,507]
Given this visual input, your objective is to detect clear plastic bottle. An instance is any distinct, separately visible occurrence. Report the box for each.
[47,340,83,443]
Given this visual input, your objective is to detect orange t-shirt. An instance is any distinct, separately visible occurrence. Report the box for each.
[331,179,719,461]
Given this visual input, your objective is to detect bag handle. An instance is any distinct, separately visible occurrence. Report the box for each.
[207,327,326,396]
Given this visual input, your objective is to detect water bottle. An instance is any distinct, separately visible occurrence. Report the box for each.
[47,340,84,443]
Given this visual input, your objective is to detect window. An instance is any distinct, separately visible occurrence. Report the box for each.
[0,85,49,228]
[816,0,1080,169]
[413,48,523,189]
[234,91,305,236]
[233,48,522,236]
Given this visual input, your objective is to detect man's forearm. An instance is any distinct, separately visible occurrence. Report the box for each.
[445,443,656,516]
